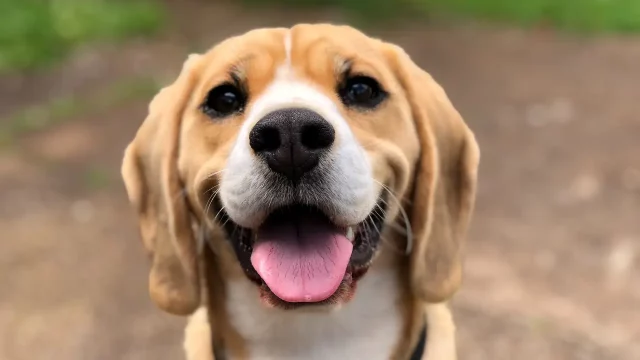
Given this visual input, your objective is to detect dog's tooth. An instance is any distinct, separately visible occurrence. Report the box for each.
[345,227,355,242]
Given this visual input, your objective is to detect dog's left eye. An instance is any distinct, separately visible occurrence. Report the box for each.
[339,75,386,109]
[201,84,246,118]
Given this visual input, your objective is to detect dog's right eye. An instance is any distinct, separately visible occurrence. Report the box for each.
[339,75,387,109]
[201,84,246,118]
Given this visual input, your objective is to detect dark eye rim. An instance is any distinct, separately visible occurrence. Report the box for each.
[338,74,388,109]
[200,82,247,119]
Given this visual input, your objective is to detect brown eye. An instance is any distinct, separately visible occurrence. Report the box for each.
[340,75,386,109]
[201,84,246,118]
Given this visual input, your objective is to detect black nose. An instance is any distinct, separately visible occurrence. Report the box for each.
[249,108,335,183]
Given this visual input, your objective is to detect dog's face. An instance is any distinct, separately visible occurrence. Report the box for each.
[121,24,479,315]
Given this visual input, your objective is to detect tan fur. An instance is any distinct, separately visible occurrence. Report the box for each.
[184,307,214,360]
[121,24,479,360]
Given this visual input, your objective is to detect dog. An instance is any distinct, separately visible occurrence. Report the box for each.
[121,24,479,360]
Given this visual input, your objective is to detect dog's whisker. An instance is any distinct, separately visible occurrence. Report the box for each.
[213,205,226,224]
[200,174,223,223]
[372,179,413,255]
[362,213,374,239]
[375,197,404,227]
[367,204,404,255]
[203,191,228,230]
[203,181,221,193]
[376,185,413,207]
[372,201,409,234]
[203,169,226,181]
[220,217,232,229]
[363,211,382,250]
[203,194,216,218]
[203,186,221,218]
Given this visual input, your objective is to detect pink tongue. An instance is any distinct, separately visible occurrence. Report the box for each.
[250,216,353,303]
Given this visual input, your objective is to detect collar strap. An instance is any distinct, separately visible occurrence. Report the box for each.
[410,321,428,360]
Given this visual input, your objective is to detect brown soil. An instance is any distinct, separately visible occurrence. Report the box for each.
[1,1,639,359]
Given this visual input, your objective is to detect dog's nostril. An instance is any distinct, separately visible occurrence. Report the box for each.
[249,108,335,183]
[300,122,335,150]
[250,125,281,152]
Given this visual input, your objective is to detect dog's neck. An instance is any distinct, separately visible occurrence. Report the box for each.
[203,256,409,360]
[224,267,403,360]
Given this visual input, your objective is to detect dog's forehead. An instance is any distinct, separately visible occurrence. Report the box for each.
[288,24,382,55]
[200,25,384,82]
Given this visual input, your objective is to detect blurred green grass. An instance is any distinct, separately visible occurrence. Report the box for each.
[0,77,161,148]
[0,0,164,73]
[426,0,640,33]
[246,0,640,33]
[241,0,419,23]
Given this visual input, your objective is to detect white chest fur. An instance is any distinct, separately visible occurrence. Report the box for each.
[225,269,403,360]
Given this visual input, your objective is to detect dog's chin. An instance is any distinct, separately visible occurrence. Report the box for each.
[214,198,385,310]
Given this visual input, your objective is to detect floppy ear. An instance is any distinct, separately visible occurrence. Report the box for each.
[121,54,203,315]
[386,45,480,303]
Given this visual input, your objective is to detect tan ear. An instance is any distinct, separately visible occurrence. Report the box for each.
[121,54,203,315]
[386,45,480,303]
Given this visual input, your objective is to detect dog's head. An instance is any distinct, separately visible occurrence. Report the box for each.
[121,24,479,315]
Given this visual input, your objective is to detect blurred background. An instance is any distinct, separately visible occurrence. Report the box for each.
[1,0,639,359]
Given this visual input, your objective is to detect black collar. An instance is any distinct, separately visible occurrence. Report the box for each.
[212,320,428,360]
[410,321,428,360]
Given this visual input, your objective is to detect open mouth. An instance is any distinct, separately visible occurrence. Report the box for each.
[214,198,386,308]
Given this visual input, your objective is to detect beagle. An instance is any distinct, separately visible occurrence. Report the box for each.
[121,24,479,360]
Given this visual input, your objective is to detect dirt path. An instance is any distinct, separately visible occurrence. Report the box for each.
[1,2,639,359]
